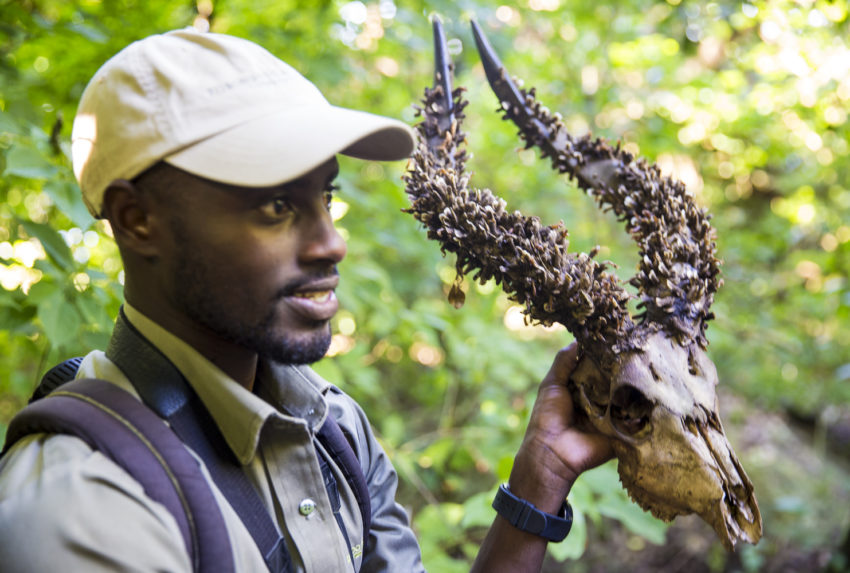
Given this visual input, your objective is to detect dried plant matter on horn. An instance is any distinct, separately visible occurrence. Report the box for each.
[404,17,762,549]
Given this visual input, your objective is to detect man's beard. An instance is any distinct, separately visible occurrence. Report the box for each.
[169,236,332,365]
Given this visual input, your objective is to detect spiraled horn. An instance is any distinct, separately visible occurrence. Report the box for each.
[471,19,721,351]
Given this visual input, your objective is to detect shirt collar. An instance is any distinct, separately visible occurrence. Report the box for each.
[123,303,329,464]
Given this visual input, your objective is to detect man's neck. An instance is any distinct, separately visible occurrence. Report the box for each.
[125,297,259,391]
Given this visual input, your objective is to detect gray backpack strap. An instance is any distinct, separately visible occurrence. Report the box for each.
[108,308,371,561]
[316,417,372,543]
[106,310,293,573]
[12,307,372,570]
[2,378,234,573]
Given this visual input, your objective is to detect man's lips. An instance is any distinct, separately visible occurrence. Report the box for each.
[283,277,339,322]
[293,290,334,301]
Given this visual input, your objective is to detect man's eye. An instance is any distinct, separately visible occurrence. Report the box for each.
[260,197,293,219]
[324,183,339,210]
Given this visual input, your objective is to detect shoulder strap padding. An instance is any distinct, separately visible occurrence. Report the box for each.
[3,378,234,573]
[29,356,84,403]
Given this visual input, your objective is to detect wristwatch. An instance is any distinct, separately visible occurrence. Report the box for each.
[492,483,573,542]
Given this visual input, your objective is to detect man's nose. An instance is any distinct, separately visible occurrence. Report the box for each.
[299,208,347,265]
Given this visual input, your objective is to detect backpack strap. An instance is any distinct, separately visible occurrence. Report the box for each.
[107,308,372,561]
[3,378,233,573]
[29,356,84,403]
[316,418,372,540]
[10,307,372,569]
[106,309,293,573]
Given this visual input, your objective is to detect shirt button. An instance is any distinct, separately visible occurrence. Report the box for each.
[299,498,317,517]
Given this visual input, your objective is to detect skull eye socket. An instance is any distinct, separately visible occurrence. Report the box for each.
[610,385,653,438]
[580,374,610,416]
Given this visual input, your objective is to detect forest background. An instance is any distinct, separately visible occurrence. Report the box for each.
[2,0,849,571]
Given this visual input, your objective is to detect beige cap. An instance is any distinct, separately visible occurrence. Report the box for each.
[71,28,415,217]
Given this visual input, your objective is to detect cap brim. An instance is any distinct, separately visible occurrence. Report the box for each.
[163,104,415,187]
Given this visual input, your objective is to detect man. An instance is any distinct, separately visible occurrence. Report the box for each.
[0,29,612,572]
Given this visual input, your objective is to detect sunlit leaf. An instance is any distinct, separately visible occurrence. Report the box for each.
[4,145,57,179]
[44,182,95,230]
[18,219,74,271]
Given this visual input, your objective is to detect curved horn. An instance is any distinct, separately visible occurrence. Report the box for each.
[471,20,721,350]
[405,17,635,360]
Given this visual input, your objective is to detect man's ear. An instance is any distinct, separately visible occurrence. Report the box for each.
[101,179,161,258]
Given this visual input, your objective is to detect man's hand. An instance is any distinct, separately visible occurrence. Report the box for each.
[472,343,614,573]
[509,342,614,514]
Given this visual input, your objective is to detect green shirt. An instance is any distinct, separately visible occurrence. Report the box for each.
[0,304,423,572]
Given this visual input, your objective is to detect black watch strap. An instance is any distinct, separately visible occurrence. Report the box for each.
[492,483,573,542]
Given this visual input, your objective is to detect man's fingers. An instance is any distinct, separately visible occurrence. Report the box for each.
[559,431,616,471]
[541,342,579,391]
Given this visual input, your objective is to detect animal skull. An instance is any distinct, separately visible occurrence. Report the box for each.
[572,332,760,547]
[404,17,762,549]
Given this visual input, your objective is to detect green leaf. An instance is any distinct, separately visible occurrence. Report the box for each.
[495,454,514,483]
[312,358,343,387]
[38,289,82,349]
[44,181,95,230]
[75,292,114,332]
[579,461,623,494]
[24,277,59,305]
[4,144,57,179]
[0,294,38,333]
[65,21,108,43]
[547,506,587,561]
[459,489,496,529]
[18,219,74,271]
[596,497,668,545]
[0,110,23,136]
[422,437,454,468]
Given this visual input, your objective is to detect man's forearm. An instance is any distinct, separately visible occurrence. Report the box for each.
[472,452,576,573]
[471,512,553,573]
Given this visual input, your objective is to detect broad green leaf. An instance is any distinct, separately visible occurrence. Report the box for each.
[0,110,23,136]
[44,181,95,230]
[0,297,37,333]
[547,506,588,561]
[579,461,623,494]
[4,144,57,179]
[459,489,496,529]
[75,292,114,332]
[596,497,668,545]
[24,277,60,305]
[38,289,82,349]
[312,358,343,387]
[19,219,74,271]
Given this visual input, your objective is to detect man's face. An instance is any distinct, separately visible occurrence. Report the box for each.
[149,158,346,364]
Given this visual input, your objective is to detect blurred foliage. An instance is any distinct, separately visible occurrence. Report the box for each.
[2,0,849,570]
